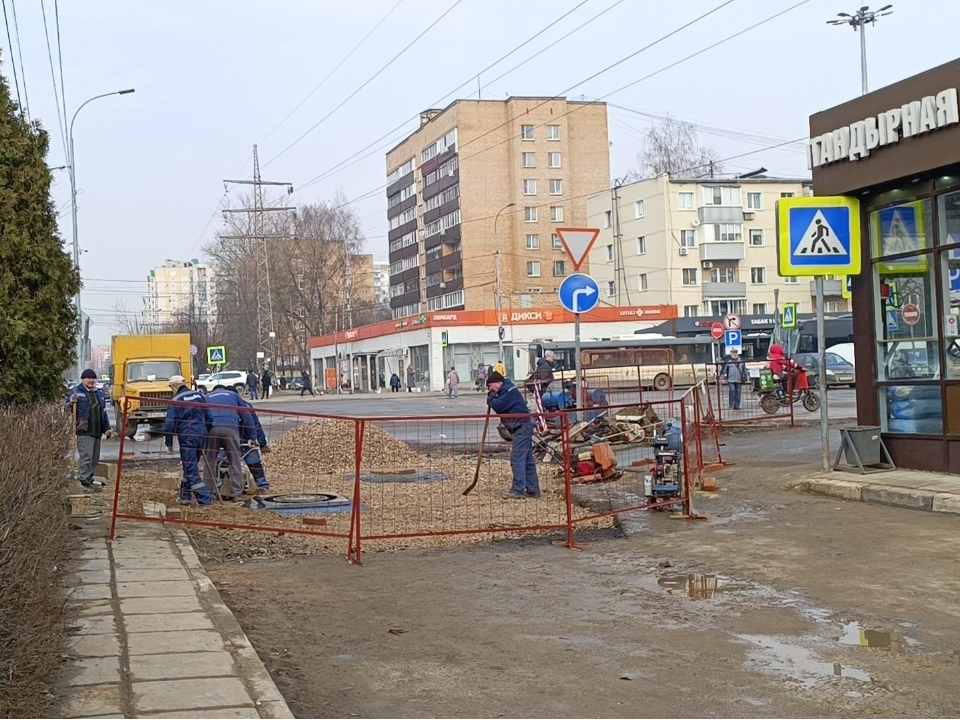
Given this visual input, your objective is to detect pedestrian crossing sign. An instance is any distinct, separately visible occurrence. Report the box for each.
[781,303,797,330]
[777,196,861,277]
[207,345,227,365]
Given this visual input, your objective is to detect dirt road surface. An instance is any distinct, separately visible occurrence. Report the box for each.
[203,424,960,718]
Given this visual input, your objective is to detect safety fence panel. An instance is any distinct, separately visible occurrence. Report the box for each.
[693,381,723,473]
[111,399,359,559]
[712,363,795,427]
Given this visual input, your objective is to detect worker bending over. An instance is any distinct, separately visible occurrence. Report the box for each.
[164,375,213,508]
[204,385,248,501]
[238,394,270,492]
[487,370,540,499]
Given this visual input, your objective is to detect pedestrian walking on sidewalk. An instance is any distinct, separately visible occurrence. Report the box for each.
[721,349,749,410]
[164,376,213,507]
[446,367,460,398]
[406,364,415,392]
[246,369,259,400]
[390,372,401,393]
[300,368,315,397]
[487,371,540,499]
[203,385,248,501]
[475,363,487,392]
[68,369,115,490]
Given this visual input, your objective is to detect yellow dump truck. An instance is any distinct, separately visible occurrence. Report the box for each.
[111,334,193,437]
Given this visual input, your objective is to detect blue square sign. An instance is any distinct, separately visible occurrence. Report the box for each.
[778,197,861,277]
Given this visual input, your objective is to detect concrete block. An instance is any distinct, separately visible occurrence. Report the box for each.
[862,484,935,511]
[131,676,252,713]
[63,656,122,686]
[124,611,215,633]
[59,682,122,717]
[116,567,190,583]
[144,708,259,719]
[129,650,236,681]
[800,477,864,502]
[116,580,196,598]
[932,492,960,515]
[127,629,225,656]
[142,500,168,519]
[301,516,328,527]
[65,632,120,658]
[70,613,117,636]
[70,583,112,601]
[166,507,184,520]
[95,462,118,482]
[121,596,203,615]
[157,473,182,492]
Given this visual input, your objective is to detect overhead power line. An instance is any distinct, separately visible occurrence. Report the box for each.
[1,0,23,114]
[262,0,465,169]
[8,0,28,118]
[40,0,67,158]
[53,0,67,130]
[259,0,407,146]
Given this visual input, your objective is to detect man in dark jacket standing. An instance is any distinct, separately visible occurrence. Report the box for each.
[68,369,114,489]
[261,368,273,399]
[487,371,540,499]
[300,368,315,397]
[203,385,248,500]
[164,375,213,507]
[720,349,749,410]
[246,369,260,400]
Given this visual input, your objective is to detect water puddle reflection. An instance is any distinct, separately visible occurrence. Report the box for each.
[736,634,871,689]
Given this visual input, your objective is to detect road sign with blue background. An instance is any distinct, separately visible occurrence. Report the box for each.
[781,303,797,330]
[724,329,742,353]
[207,345,227,365]
[559,273,601,315]
[777,196,861,277]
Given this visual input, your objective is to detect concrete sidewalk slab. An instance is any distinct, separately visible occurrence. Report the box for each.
[58,521,293,718]
[799,469,960,517]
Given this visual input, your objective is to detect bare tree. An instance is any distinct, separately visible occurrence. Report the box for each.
[113,299,145,335]
[634,116,723,179]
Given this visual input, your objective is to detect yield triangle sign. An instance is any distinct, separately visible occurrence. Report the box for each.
[796,210,847,256]
[556,227,600,271]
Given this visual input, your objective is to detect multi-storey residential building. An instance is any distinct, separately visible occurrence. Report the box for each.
[586,176,846,318]
[373,260,390,308]
[143,259,215,329]
[385,97,610,319]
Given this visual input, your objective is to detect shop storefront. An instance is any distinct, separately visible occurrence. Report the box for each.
[810,58,960,472]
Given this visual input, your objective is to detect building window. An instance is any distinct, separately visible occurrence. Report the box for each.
[702,185,742,206]
[553,260,566,277]
[552,233,562,250]
[637,235,646,255]
[749,229,764,246]
[784,276,799,284]
[680,229,696,248]
[750,267,766,284]
[386,158,415,184]
[550,206,564,222]
[717,223,743,242]
[548,152,561,168]
[710,299,746,315]
[635,199,645,219]
[605,244,614,262]
[527,261,541,277]
[523,179,537,195]
[637,273,648,292]
[549,179,562,195]
[521,124,534,141]
[682,268,698,286]
[607,280,615,297]
[746,192,763,210]
[781,192,795,198]
[523,152,536,168]
[525,207,538,222]
[711,267,736,283]
[752,303,768,315]
[678,191,695,210]
[684,304,699,317]
[603,210,612,228]
[525,233,540,250]
[547,124,561,141]
[824,300,841,312]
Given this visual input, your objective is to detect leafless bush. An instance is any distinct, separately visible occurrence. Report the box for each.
[0,405,74,718]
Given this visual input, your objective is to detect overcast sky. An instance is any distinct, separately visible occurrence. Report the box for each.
[4,0,958,344]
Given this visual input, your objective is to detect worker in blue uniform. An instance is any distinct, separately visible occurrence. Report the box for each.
[238,394,270,492]
[487,370,540,499]
[203,385,248,500]
[164,375,213,507]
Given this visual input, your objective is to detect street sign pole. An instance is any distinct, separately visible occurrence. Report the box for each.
[815,276,830,472]
[574,312,582,409]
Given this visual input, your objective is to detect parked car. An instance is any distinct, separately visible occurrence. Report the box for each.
[793,352,856,388]
[827,343,856,368]
[196,370,249,395]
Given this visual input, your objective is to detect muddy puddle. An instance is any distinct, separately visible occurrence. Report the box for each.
[736,634,872,689]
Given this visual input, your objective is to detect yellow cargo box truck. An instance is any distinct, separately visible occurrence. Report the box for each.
[111,334,192,437]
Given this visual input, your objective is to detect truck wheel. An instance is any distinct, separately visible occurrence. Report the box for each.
[653,373,672,391]
[125,420,138,439]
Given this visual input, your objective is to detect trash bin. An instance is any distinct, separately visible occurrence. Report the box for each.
[843,426,882,466]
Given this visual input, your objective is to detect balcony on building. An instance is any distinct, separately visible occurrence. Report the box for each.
[700,241,745,262]
[808,278,843,296]
[702,281,747,299]
[698,206,745,224]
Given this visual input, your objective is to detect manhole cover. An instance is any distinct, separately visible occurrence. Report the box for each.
[253,493,357,516]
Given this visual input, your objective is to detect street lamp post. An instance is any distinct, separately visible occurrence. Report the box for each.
[493,202,516,363]
[827,4,893,96]
[69,88,135,379]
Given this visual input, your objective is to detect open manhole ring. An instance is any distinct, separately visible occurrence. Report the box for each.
[258,493,351,507]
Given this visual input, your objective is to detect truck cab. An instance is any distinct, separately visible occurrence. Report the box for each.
[111,334,192,437]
